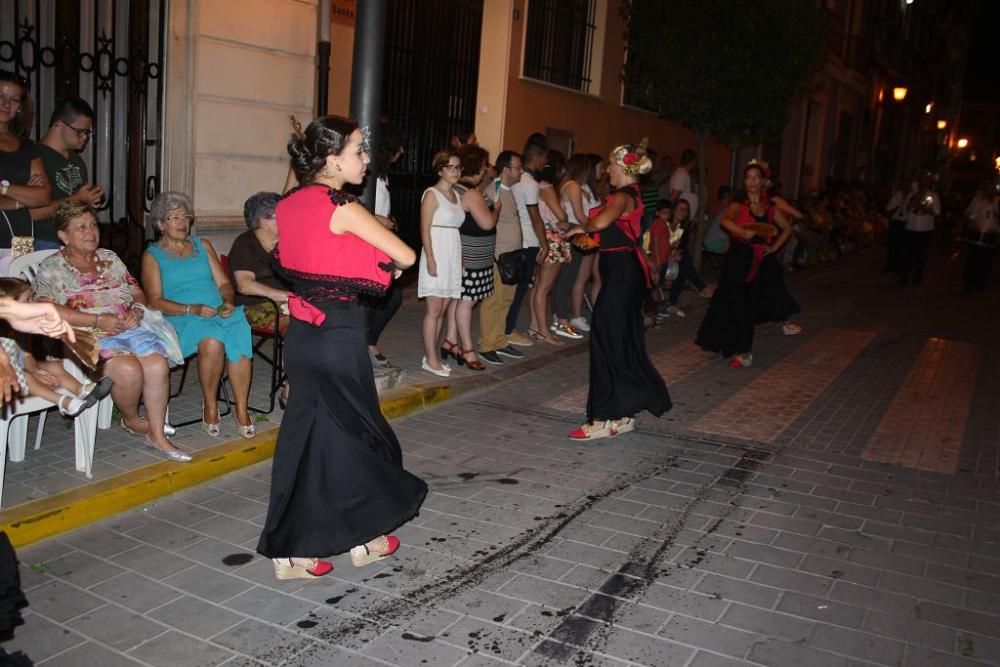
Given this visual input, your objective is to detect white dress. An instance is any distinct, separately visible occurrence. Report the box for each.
[417,187,465,299]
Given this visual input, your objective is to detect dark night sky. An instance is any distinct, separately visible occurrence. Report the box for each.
[963,0,1000,101]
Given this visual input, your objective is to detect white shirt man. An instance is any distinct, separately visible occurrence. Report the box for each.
[512,170,540,248]
[904,191,941,233]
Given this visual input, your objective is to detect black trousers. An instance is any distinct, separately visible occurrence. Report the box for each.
[900,230,932,285]
[366,282,403,346]
[963,243,995,293]
[505,247,538,334]
[886,219,906,272]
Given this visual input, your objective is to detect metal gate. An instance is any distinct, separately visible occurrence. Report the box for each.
[381,0,483,248]
[0,0,165,273]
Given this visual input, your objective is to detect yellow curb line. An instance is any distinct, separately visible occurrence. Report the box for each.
[1,384,455,549]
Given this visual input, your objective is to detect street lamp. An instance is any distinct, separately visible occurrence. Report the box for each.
[957,138,969,149]
[936,119,947,130]
[925,103,933,114]
[893,87,908,101]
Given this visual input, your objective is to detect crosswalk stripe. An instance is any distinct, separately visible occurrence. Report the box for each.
[691,328,878,443]
[862,338,979,474]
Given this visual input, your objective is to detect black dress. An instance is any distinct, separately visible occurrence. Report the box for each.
[586,186,672,422]
[257,186,427,559]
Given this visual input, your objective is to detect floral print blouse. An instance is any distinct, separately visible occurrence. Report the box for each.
[33,248,138,338]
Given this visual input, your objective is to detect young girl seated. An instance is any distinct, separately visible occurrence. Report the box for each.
[0,278,112,416]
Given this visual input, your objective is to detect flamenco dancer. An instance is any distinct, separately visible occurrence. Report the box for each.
[256,116,427,579]
[567,142,671,441]
[696,161,797,368]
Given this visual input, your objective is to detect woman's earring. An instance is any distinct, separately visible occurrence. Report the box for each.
[336,163,342,172]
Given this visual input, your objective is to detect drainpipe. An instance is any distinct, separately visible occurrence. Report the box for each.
[316,1,331,116]
[349,0,387,209]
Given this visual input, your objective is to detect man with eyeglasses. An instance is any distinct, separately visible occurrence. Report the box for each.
[30,98,104,250]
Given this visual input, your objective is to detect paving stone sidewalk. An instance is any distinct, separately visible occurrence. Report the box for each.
[6,249,1000,666]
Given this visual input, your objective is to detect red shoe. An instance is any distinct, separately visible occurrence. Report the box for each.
[351,535,400,567]
[568,421,615,441]
[728,354,753,368]
[273,558,333,580]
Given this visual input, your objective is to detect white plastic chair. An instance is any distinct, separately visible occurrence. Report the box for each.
[0,358,101,507]
[1,249,102,506]
[8,249,113,430]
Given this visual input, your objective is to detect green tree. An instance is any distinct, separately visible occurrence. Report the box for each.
[622,0,826,264]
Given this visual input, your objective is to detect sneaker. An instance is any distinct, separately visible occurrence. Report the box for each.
[480,350,503,365]
[507,331,534,347]
[570,317,590,332]
[667,305,686,318]
[496,345,524,359]
[551,323,584,340]
[655,310,670,321]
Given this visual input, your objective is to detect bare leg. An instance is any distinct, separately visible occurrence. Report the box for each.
[444,299,459,347]
[456,299,475,353]
[104,355,145,432]
[226,355,253,426]
[197,338,225,424]
[572,253,596,319]
[23,373,65,405]
[136,353,179,452]
[422,296,450,369]
[589,257,602,306]
[531,263,561,334]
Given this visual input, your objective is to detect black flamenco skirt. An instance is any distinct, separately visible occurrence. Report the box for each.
[257,300,427,558]
[754,255,801,324]
[586,252,671,422]
[696,242,756,357]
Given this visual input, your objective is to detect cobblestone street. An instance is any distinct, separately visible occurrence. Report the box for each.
[7,248,1000,666]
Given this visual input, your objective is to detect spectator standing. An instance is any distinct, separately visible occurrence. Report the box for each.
[366,120,406,367]
[443,145,499,371]
[704,185,733,255]
[478,151,526,365]
[505,141,548,342]
[529,150,573,344]
[417,150,464,377]
[0,70,51,271]
[961,185,998,293]
[899,173,940,286]
[553,153,598,333]
[28,98,103,250]
[669,149,698,220]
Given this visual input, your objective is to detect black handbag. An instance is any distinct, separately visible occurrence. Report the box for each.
[496,250,523,285]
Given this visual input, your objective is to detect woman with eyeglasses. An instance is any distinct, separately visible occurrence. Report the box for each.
[417,149,465,376]
[0,70,52,271]
[141,192,256,439]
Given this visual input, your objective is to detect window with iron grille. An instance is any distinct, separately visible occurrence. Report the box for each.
[523,0,597,93]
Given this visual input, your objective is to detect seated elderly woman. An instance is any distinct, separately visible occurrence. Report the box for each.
[141,191,255,439]
[33,201,189,461]
[229,191,290,405]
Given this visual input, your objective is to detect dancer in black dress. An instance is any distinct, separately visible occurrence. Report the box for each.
[567,142,671,441]
[257,116,426,579]
[696,161,795,367]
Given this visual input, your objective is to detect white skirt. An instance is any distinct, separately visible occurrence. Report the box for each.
[417,227,462,299]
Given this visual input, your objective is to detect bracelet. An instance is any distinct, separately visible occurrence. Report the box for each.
[183,304,191,315]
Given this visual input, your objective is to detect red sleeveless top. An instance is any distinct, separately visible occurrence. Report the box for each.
[275,185,394,323]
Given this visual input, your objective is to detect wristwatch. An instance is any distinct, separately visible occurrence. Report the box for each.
[0,180,9,196]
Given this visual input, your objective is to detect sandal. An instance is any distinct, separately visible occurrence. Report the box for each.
[550,323,584,340]
[782,321,803,336]
[121,416,176,437]
[528,328,564,346]
[440,339,459,361]
[234,413,256,439]
[568,420,615,441]
[350,535,400,567]
[609,417,635,436]
[273,557,334,580]
[460,348,485,371]
[728,354,753,368]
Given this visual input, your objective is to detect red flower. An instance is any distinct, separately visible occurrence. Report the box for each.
[622,153,638,166]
